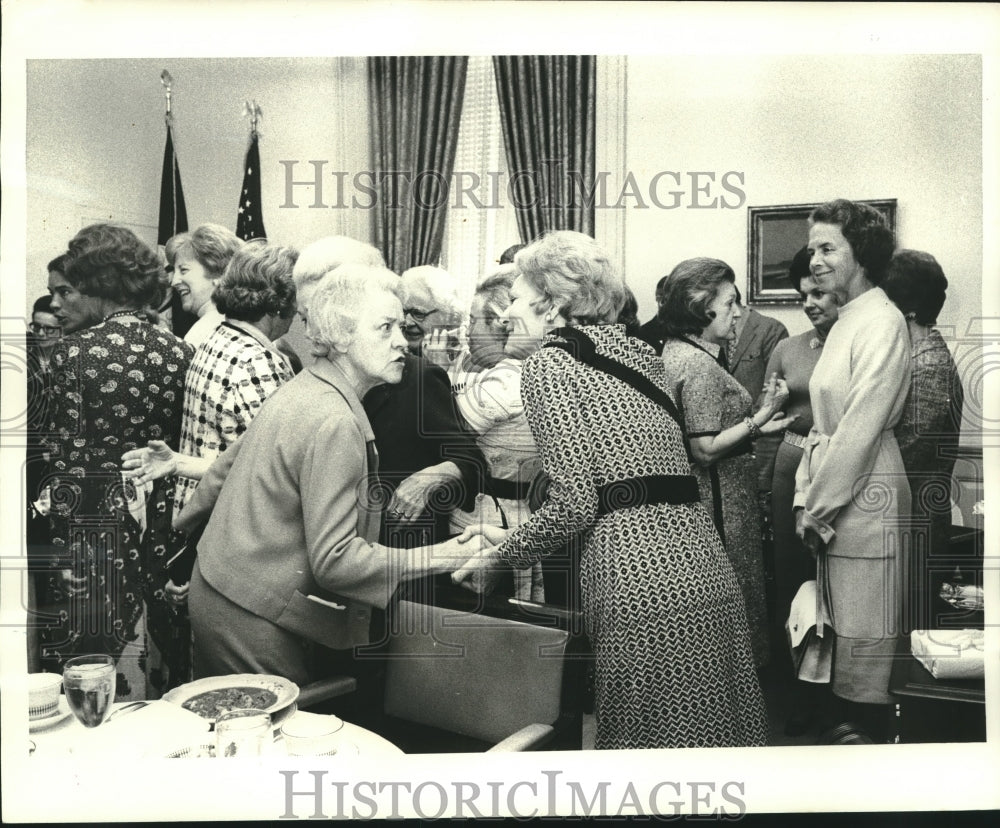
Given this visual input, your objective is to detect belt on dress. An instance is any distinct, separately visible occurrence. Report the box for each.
[595,474,701,517]
[783,431,809,449]
[484,476,531,501]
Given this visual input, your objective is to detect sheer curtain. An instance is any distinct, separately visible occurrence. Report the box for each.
[493,55,597,241]
[439,56,519,309]
[368,56,468,273]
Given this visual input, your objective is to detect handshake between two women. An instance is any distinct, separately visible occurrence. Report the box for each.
[448,524,511,595]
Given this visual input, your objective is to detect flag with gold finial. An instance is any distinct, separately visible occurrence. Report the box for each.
[237,108,266,240]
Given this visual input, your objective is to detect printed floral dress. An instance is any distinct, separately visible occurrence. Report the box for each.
[40,318,192,693]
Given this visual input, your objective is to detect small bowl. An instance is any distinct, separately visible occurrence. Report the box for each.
[28,673,63,721]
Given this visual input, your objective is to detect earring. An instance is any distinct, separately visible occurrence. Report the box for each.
[544,314,554,322]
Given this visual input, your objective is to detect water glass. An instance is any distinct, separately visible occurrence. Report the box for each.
[280,714,345,757]
[62,655,115,728]
[215,708,272,758]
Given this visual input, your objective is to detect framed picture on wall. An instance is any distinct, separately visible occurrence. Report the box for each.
[746,198,897,305]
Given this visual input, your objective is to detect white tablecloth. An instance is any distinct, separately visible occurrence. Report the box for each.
[28,701,402,759]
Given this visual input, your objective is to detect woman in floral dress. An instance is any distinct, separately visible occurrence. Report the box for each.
[40,224,192,697]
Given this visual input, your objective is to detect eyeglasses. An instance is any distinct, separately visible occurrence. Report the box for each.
[30,323,62,336]
[403,307,438,323]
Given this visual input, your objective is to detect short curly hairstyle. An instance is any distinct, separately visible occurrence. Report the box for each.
[514,231,623,326]
[307,264,404,358]
[64,223,163,308]
[658,258,736,337]
[882,249,948,326]
[293,236,386,315]
[401,265,467,322]
[809,199,895,285]
[213,240,299,322]
[173,223,243,279]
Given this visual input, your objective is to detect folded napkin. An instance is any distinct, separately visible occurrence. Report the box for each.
[911,629,985,680]
[47,700,212,759]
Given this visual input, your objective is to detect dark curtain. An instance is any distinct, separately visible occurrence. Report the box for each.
[368,57,468,273]
[493,55,596,243]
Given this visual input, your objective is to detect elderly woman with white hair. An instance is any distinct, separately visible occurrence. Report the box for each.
[181,264,481,685]
[399,264,466,363]
[454,231,768,749]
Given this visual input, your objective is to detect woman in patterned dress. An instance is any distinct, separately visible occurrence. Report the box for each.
[659,258,795,668]
[454,231,768,749]
[882,249,964,630]
[121,241,298,689]
[40,224,193,695]
[795,199,910,741]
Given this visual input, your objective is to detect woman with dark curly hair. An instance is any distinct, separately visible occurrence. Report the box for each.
[795,199,910,741]
[121,240,298,688]
[40,224,193,694]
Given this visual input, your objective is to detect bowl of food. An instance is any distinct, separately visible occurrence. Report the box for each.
[161,674,299,726]
[28,673,63,721]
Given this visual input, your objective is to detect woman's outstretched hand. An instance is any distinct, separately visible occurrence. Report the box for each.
[121,440,177,485]
[451,527,509,594]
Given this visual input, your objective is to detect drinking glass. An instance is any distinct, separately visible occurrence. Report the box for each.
[62,655,116,728]
[280,714,344,757]
[215,708,272,758]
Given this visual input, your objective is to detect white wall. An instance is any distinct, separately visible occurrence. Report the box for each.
[620,54,983,444]
[26,57,372,354]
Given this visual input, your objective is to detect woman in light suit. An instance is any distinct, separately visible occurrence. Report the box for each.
[179,264,480,686]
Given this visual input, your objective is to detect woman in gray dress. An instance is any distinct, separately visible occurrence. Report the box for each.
[659,258,795,668]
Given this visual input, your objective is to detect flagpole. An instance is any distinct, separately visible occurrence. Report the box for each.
[161,69,173,124]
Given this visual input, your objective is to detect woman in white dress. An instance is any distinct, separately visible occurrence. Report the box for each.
[795,198,910,742]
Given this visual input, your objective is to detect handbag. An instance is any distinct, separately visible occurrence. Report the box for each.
[785,575,834,684]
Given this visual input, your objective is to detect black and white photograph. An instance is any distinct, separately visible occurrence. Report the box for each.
[1,0,997,821]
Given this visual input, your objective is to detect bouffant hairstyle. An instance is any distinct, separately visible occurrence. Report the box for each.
[292,236,386,316]
[474,265,516,314]
[400,265,467,322]
[658,257,736,337]
[788,246,812,293]
[64,223,163,308]
[174,223,243,279]
[163,232,190,268]
[809,199,895,285]
[213,240,299,322]
[307,264,404,358]
[882,249,949,326]
[514,231,623,326]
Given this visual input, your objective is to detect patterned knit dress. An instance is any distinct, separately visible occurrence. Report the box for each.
[496,324,768,749]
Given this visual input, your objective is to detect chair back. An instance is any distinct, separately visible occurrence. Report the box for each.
[384,599,580,745]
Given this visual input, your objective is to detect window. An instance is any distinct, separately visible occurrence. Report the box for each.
[439,56,519,313]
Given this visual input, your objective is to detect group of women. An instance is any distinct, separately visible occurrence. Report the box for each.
[30,196,963,749]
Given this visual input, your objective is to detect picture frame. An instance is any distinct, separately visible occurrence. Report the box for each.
[746,199,898,305]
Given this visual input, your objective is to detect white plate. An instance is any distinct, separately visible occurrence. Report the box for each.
[28,697,72,732]
[161,674,299,725]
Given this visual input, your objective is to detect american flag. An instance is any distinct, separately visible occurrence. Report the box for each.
[236,132,266,240]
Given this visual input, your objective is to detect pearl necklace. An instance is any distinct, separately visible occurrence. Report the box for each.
[103,309,140,324]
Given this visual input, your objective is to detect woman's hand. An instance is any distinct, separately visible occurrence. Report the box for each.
[451,543,506,595]
[165,578,189,607]
[121,440,177,485]
[387,462,460,522]
[759,411,798,436]
[423,328,454,370]
[454,524,511,547]
[758,373,790,418]
[795,508,824,559]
